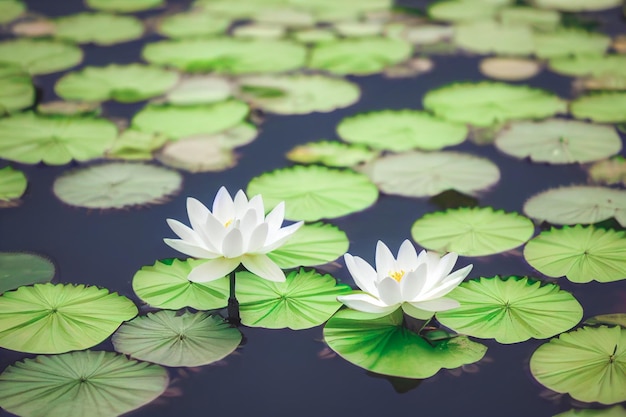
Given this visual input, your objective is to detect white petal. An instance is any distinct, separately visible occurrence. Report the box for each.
[375,241,396,280]
[188,257,240,282]
[432,252,458,281]
[239,208,259,241]
[166,218,202,245]
[204,212,227,252]
[248,194,265,220]
[261,221,303,253]
[187,197,209,231]
[344,254,378,296]
[409,297,460,312]
[397,240,418,271]
[264,202,285,234]
[247,223,269,253]
[337,293,398,314]
[222,228,244,258]
[241,254,285,282]
[233,189,249,218]
[441,264,473,285]
[163,238,219,259]
[212,186,234,223]
[400,263,428,300]
[418,273,467,301]
[377,277,403,305]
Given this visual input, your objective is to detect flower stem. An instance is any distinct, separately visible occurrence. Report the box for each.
[227,269,241,326]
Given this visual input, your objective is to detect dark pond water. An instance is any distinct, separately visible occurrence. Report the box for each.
[1,1,625,416]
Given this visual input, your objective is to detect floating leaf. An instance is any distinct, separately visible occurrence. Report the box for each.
[554,406,626,417]
[0,0,24,24]
[247,165,379,221]
[436,276,583,343]
[479,57,541,81]
[107,130,168,160]
[533,29,610,59]
[454,20,534,55]
[132,101,249,140]
[155,136,236,172]
[0,64,34,113]
[588,157,626,186]
[359,151,500,198]
[571,93,626,123]
[286,141,378,167]
[0,113,117,165]
[143,38,306,74]
[0,283,137,353]
[232,23,286,39]
[157,11,230,38]
[53,162,182,209]
[337,110,467,151]
[308,37,412,75]
[428,0,501,22]
[530,326,626,404]
[323,308,487,378]
[0,351,168,417]
[0,166,26,205]
[530,0,622,11]
[0,252,54,294]
[238,74,360,115]
[267,222,349,268]
[0,39,82,75]
[236,269,351,330]
[165,76,233,105]
[132,259,229,310]
[498,6,561,30]
[549,55,626,79]
[523,225,626,283]
[55,64,179,103]
[423,82,566,127]
[36,100,100,116]
[523,186,626,227]
[586,314,626,328]
[53,12,144,45]
[334,21,382,37]
[411,207,534,256]
[495,119,622,164]
[85,0,164,12]
[112,310,241,367]
[293,28,337,43]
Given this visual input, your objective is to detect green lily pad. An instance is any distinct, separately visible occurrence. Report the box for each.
[0,283,138,354]
[236,269,351,330]
[165,76,234,105]
[286,141,378,167]
[0,113,117,165]
[132,259,229,310]
[157,11,230,38]
[588,157,626,186]
[293,28,337,43]
[530,0,622,11]
[334,21,382,37]
[323,308,488,378]
[232,23,286,39]
[255,8,315,27]
[549,55,626,78]
[112,310,241,367]
[554,406,626,417]
[247,165,379,221]
[85,0,164,13]
[423,82,567,127]
[53,12,144,45]
[143,38,306,74]
[533,29,610,59]
[0,64,34,114]
[523,186,626,227]
[586,314,626,328]
[359,151,500,197]
[523,225,626,283]
[55,64,179,103]
[436,276,583,344]
[238,74,360,115]
[0,0,24,24]
[411,207,535,256]
[0,166,27,205]
[498,7,561,30]
[571,93,626,123]
[107,130,169,160]
[267,222,349,268]
[495,119,622,164]
[428,0,502,22]
[0,252,54,294]
[454,20,534,55]
[308,37,412,75]
[0,351,168,417]
[132,101,249,140]
[53,162,182,209]
[0,39,82,75]
[337,110,467,152]
[530,326,626,404]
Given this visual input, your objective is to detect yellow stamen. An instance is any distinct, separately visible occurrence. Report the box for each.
[389,270,405,282]
[224,219,233,228]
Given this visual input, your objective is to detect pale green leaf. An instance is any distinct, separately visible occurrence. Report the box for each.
[0,252,54,294]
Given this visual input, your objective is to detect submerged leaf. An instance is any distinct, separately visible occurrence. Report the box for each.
[0,252,54,294]
[0,166,26,205]
[286,141,378,167]
[588,157,626,186]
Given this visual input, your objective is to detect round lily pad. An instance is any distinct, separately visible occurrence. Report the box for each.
[588,157,626,186]
[107,130,168,160]
[0,350,169,417]
[323,308,488,378]
[428,0,502,22]
[132,100,249,140]
[436,276,583,344]
[0,283,138,354]
[267,222,349,268]
[55,64,179,103]
[358,151,500,198]
[549,55,626,79]
[53,162,182,209]
[155,136,236,172]
[293,28,337,43]
[0,39,82,75]
[523,186,626,227]
[132,259,229,310]
[165,76,234,105]
[286,141,378,167]
[85,0,164,13]
[586,314,626,328]
[112,310,241,367]
[0,252,54,294]
[530,0,622,11]
[498,7,561,30]
[530,326,626,404]
[53,12,144,45]
[423,82,567,127]
[238,74,360,115]
[495,119,622,164]
[454,20,534,55]
[0,166,26,206]
[143,38,306,74]
[411,207,535,256]
[479,57,541,81]
[533,29,610,59]
[571,93,626,123]
[337,110,467,152]
[0,64,34,113]
[523,225,626,283]
[232,23,286,39]
[236,269,351,330]
[308,37,412,75]
[246,165,379,221]
[0,0,24,24]
[554,406,626,417]
[0,113,117,165]
[157,11,230,38]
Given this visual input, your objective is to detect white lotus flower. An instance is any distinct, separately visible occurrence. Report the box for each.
[164,187,303,283]
[338,240,472,319]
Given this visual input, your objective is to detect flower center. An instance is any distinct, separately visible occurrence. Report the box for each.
[389,270,405,282]
[224,219,233,228]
